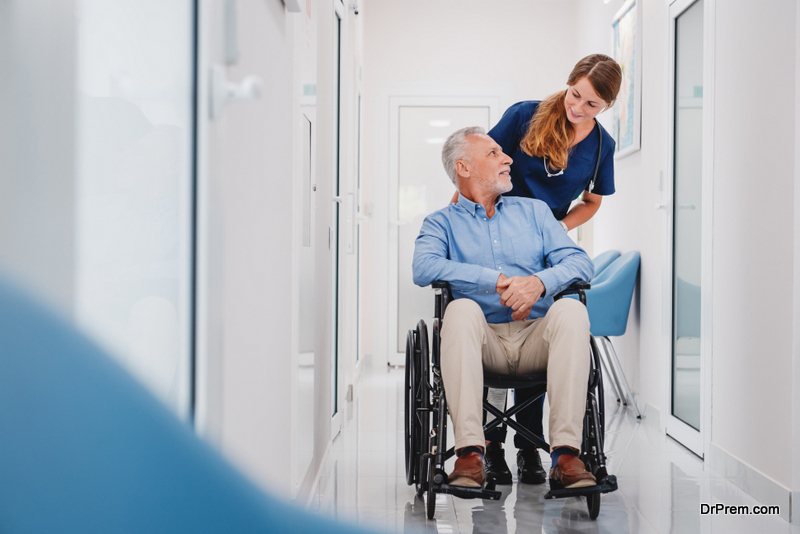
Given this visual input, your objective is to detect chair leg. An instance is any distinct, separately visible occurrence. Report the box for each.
[599,336,627,404]
[602,337,641,418]
[594,336,624,403]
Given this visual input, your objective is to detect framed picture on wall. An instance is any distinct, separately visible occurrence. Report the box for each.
[612,0,642,158]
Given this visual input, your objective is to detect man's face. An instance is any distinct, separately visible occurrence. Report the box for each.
[463,134,513,195]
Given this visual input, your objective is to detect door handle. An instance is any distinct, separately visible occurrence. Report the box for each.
[210,65,263,119]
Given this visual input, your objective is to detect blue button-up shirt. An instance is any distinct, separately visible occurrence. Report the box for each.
[412,194,594,323]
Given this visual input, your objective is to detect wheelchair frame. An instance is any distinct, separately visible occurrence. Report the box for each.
[404,281,618,520]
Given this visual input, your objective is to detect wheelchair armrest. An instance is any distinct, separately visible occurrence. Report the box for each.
[434,280,588,300]
[553,281,590,303]
[431,281,453,321]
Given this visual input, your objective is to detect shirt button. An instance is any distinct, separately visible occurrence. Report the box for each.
[483,217,487,221]
[494,240,497,243]
[498,266,502,270]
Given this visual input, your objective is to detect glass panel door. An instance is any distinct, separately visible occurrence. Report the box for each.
[75,0,195,419]
[671,0,704,431]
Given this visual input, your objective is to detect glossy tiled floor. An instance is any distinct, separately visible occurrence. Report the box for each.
[311,356,798,534]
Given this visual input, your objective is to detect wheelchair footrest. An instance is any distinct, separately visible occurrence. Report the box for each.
[437,483,502,501]
[544,475,618,499]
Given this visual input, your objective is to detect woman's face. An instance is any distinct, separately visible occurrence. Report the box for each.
[564,76,606,126]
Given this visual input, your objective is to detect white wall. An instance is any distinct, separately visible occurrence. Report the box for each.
[196,0,296,494]
[362,0,584,365]
[711,0,795,488]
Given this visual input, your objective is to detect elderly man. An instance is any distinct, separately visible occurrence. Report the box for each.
[412,126,596,489]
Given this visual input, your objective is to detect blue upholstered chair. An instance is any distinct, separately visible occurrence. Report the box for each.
[591,250,620,279]
[0,278,373,534]
[582,251,642,418]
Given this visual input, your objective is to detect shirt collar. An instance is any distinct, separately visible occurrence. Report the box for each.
[456,192,504,216]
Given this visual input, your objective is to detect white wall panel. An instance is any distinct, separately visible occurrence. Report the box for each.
[711,0,794,487]
[196,0,295,495]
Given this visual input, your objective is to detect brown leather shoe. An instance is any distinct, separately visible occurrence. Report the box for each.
[548,453,596,489]
[448,452,486,488]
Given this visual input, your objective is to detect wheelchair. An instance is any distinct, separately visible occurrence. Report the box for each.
[404,281,618,520]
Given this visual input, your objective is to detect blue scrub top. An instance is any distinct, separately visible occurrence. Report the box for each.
[488,101,616,220]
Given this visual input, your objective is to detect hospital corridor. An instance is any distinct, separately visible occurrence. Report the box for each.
[2,1,800,533]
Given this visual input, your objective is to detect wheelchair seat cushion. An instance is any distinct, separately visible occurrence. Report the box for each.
[483,370,547,389]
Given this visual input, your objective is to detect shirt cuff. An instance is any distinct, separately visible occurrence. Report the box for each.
[534,271,557,298]
[479,268,503,295]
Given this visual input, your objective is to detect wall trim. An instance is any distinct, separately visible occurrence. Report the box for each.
[641,401,661,431]
[707,442,791,523]
[297,437,333,509]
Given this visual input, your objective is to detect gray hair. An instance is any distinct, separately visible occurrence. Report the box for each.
[441,126,486,185]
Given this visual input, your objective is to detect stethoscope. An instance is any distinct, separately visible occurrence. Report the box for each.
[543,120,603,193]
[588,120,603,193]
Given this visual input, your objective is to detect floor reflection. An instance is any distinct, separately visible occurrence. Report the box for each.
[312,356,795,534]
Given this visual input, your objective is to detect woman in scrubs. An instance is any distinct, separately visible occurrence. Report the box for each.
[478,53,622,486]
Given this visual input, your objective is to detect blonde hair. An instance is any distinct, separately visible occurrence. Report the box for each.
[521,54,622,170]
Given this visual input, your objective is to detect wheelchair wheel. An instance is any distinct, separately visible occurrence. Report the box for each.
[586,492,601,520]
[582,444,601,520]
[583,388,603,520]
[404,323,431,489]
[426,394,444,520]
[404,330,418,486]
[414,321,431,494]
[426,466,437,519]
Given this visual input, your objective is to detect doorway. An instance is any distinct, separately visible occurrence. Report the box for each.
[665,0,714,456]
[387,97,499,366]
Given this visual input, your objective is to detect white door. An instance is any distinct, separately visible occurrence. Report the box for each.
[388,99,497,366]
[665,0,714,457]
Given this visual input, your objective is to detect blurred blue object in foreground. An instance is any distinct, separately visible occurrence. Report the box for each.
[0,277,375,534]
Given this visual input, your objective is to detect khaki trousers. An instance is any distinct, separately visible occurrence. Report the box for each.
[440,298,591,452]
